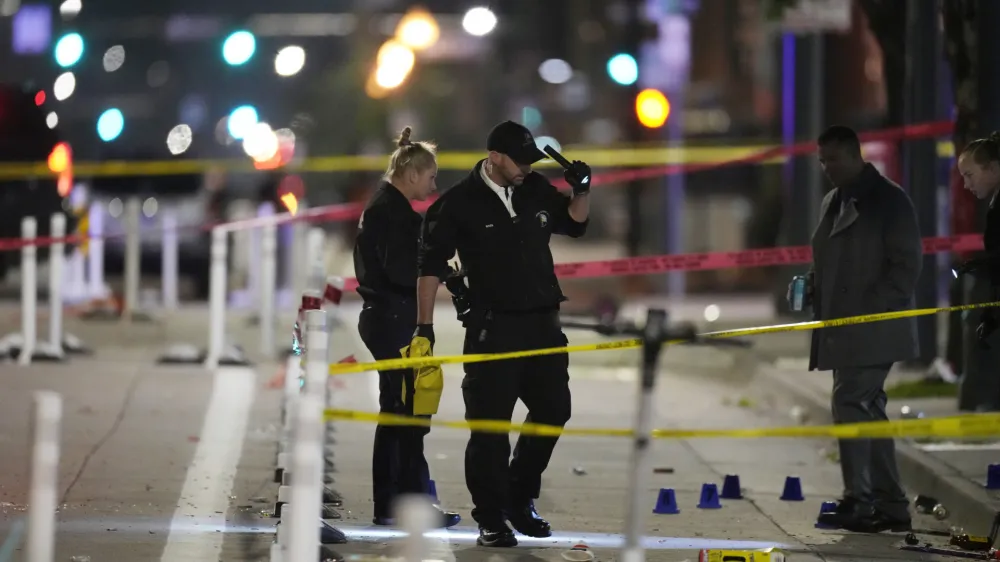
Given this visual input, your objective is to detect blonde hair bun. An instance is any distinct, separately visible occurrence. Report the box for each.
[396,127,413,147]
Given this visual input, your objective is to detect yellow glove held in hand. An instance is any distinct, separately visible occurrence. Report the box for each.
[399,336,444,416]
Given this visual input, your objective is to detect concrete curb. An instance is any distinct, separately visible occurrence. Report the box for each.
[754,365,999,533]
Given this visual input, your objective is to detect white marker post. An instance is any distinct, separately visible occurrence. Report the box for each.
[87,201,105,300]
[397,495,437,562]
[47,213,65,356]
[161,209,179,311]
[122,197,141,322]
[20,217,37,366]
[205,227,228,369]
[26,391,62,562]
[287,309,327,562]
[260,221,277,358]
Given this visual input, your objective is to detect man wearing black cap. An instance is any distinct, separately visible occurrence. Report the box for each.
[410,120,591,547]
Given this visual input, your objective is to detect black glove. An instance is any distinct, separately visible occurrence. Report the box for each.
[955,258,987,278]
[977,309,998,349]
[413,323,435,347]
[444,267,471,325]
[563,160,592,196]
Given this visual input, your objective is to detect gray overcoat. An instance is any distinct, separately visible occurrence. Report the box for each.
[808,163,923,371]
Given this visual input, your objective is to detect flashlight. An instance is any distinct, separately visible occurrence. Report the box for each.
[543,145,589,184]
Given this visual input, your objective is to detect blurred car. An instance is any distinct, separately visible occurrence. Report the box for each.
[89,169,216,299]
[0,83,77,280]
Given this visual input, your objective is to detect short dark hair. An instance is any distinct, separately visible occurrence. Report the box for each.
[817,125,861,154]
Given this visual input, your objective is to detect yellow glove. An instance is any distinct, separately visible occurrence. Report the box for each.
[399,336,444,416]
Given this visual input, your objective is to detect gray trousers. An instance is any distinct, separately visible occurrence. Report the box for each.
[831,365,909,520]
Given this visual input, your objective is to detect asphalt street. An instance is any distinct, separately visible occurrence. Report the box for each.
[0,302,959,562]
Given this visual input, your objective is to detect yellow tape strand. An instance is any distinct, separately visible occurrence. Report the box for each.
[0,141,955,178]
[323,409,1000,440]
[328,301,1000,376]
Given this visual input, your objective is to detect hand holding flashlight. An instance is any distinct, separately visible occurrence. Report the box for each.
[544,145,591,196]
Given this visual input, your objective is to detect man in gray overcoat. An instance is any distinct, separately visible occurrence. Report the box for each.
[795,126,922,533]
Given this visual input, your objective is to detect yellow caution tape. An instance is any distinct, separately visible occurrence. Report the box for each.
[323,409,1000,440]
[328,301,1000,376]
[0,141,955,179]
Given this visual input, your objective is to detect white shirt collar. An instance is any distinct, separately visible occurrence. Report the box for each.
[480,161,517,218]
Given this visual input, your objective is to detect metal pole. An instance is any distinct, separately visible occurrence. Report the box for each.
[122,197,141,321]
[87,201,104,300]
[621,308,667,562]
[205,227,228,369]
[161,209,179,311]
[905,0,941,365]
[20,217,37,366]
[260,223,277,358]
[25,391,62,562]
[48,213,65,354]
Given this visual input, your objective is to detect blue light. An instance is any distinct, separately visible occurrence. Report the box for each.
[96,108,124,142]
[54,33,84,68]
[227,105,259,140]
[222,31,256,66]
[607,53,638,86]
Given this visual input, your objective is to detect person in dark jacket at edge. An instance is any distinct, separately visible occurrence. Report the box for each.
[410,120,591,547]
[789,126,921,533]
[953,130,1000,411]
[352,126,461,528]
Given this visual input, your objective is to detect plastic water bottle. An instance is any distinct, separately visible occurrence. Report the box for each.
[790,275,807,311]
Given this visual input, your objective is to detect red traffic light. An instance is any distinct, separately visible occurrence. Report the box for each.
[34,90,45,106]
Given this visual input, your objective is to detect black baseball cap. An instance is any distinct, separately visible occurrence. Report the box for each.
[486,120,547,166]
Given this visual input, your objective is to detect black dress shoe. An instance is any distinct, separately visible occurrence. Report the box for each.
[845,511,912,533]
[373,506,462,528]
[817,509,911,533]
[505,501,552,538]
[477,522,517,547]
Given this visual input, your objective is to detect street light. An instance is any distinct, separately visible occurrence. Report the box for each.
[54,32,84,68]
[462,7,497,36]
[635,88,670,129]
[607,53,639,86]
[396,7,439,51]
[222,30,256,66]
[274,46,306,77]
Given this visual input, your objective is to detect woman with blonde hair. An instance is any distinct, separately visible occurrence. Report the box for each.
[352,127,460,527]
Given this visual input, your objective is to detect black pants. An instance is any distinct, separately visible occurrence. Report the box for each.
[358,300,431,520]
[462,310,571,527]
[831,364,909,520]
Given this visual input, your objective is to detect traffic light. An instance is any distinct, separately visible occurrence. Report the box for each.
[227,105,258,139]
[635,88,670,128]
[96,108,124,141]
[54,32,84,68]
[222,31,256,66]
[48,142,73,197]
[607,53,638,86]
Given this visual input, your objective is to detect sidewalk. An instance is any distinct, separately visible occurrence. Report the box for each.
[752,359,1000,534]
[329,302,952,561]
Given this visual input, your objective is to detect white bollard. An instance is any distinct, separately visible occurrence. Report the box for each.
[20,217,37,366]
[290,210,308,309]
[122,197,141,321]
[287,309,327,562]
[87,201,105,300]
[260,222,277,357]
[26,391,62,562]
[48,213,65,355]
[397,495,437,562]
[205,227,228,369]
[306,226,326,280]
[304,308,328,396]
[65,246,85,303]
[161,209,179,311]
[249,202,275,308]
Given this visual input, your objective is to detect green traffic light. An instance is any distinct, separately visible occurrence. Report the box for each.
[607,53,638,86]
